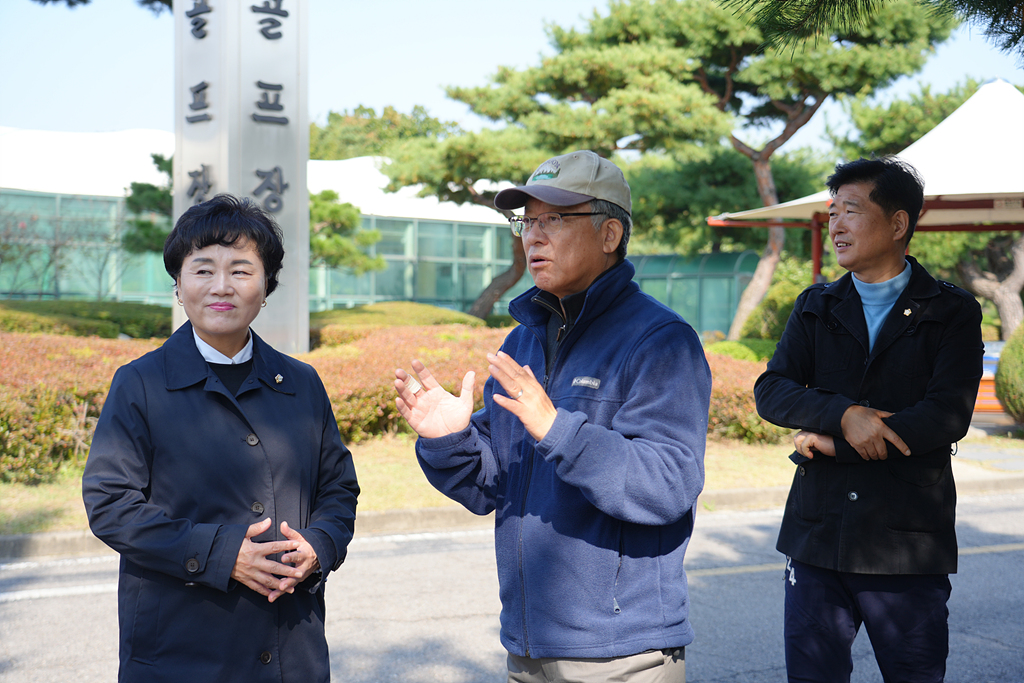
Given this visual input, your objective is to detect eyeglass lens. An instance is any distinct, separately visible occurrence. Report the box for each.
[510,212,563,237]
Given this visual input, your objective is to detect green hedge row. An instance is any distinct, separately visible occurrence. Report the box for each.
[0,301,172,339]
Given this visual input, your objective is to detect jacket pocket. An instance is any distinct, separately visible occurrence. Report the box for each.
[128,570,161,664]
[885,460,953,533]
[793,462,825,522]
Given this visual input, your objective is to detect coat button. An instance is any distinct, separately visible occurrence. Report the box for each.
[259,651,272,665]
[859,399,870,407]
[251,501,265,515]
[848,491,859,501]
[246,433,260,446]
[798,466,806,476]
[186,558,200,573]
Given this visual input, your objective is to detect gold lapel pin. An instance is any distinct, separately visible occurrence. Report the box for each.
[903,308,911,316]
[275,374,283,384]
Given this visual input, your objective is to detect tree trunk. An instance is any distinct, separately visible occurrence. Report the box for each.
[956,234,1024,340]
[726,154,783,340]
[466,229,527,319]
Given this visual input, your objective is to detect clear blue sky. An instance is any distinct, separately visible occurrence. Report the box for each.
[1,0,1021,151]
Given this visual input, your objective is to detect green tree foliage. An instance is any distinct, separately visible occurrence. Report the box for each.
[996,322,1024,422]
[308,190,385,275]
[310,105,461,161]
[835,79,1024,339]
[728,0,1024,59]
[123,154,173,255]
[627,146,830,255]
[827,79,991,159]
[389,0,953,325]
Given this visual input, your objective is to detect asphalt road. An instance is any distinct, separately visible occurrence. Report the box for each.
[2,492,1022,682]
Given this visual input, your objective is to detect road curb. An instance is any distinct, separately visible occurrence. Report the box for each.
[4,476,1023,562]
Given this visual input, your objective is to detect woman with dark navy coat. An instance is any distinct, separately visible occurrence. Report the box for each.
[83,195,358,683]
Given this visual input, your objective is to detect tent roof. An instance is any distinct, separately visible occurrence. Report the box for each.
[714,79,1024,228]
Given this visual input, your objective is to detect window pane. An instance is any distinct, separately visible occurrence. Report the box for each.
[376,260,408,298]
[416,261,454,300]
[418,221,454,258]
[458,224,487,259]
[459,264,486,305]
[496,228,515,261]
[375,218,412,255]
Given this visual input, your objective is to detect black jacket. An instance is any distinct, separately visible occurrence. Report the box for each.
[754,256,983,574]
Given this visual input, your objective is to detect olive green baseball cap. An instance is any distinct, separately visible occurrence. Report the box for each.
[494,150,631,215]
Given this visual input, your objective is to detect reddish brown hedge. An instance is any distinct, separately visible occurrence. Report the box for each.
[0,329,788,481]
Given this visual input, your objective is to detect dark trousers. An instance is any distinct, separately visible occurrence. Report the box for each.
[784,558,951,683]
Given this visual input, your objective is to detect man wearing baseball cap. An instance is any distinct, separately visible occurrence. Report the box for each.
[395,150,711,682]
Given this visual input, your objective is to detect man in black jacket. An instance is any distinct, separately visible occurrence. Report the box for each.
[754,157,983,683]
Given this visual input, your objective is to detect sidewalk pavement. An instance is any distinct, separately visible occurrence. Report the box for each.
[4,418,1023,562]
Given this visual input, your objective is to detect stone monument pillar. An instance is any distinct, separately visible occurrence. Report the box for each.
[172,0,309,354]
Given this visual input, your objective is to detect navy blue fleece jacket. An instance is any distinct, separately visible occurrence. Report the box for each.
[416,259,711,658]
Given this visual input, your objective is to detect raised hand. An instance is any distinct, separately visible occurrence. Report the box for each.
[488,351,558,442]
[395,359,475,438]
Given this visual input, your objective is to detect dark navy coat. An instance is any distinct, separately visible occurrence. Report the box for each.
[83,322,358,683]
[755,256,982,575]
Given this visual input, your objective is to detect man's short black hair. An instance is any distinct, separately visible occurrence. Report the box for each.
[164,194,286,296]
[826,157,925,246]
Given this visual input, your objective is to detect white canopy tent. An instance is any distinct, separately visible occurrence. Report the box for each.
[709,79,1024,276]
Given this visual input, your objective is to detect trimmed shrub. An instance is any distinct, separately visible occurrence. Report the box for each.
[310,301,486,349]
[705,352,790,444]
[996,325,1024,423]
[0,332,160,482]
[1,323,794,482]
[740,279,804,340]
[303,325,508,443]
[705,339,778,362]
[0,301,171,339]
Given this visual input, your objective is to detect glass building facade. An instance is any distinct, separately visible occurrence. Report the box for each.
[2,187,758,333]
[310,215,532,314]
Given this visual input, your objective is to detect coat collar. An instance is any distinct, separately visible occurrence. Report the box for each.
[820,256,941,359]
[510,258,638,331]
[821,255,940,303]
[163,321,295,395]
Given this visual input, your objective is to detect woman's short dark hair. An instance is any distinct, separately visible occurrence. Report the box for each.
[826,157,925,246]
[164,194,286,296]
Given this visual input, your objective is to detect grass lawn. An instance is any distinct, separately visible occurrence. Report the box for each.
[1,436,799,537]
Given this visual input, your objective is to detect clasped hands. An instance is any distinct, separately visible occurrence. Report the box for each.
[794,404,911,461]
[231,518,319,603]
[394,352,558,442]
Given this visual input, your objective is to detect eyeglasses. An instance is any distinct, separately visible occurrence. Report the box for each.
[508,212,605,237]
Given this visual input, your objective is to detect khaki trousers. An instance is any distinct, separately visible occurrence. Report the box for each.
[507,647,685,683]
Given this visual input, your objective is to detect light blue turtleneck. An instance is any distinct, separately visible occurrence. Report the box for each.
[852,260,912,353]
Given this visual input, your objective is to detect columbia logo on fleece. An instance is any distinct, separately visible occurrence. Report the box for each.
[571,376,601,390]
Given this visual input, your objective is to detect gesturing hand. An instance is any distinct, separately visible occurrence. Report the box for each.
[488,351,558,442]
[395,359,475,438]
[841,404,911,461]
[230,518,303,601]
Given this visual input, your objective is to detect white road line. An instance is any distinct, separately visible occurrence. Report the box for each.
[0,554,117,572]
[959,542,1024,555]
[0,582,117,604]
[1,542,1018,603]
